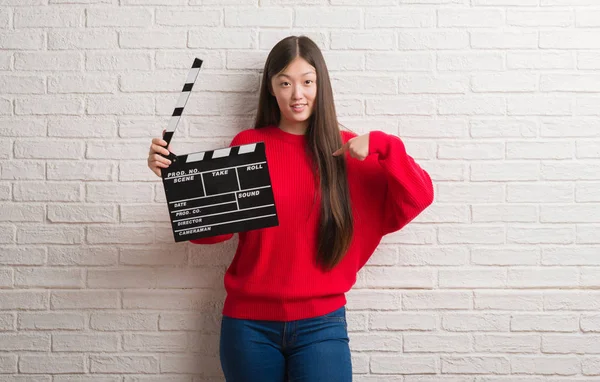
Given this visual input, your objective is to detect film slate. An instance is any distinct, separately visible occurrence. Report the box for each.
[159,58,279,242]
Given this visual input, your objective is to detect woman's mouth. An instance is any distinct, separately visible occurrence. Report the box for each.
[291,104,307,112]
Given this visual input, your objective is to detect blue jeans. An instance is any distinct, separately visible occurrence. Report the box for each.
[220,305,352,382]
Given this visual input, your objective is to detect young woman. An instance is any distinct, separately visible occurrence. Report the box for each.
[148,36,434,382]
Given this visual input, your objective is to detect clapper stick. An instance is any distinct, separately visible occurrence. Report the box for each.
[161,58,203,163]
[159,58,279,242]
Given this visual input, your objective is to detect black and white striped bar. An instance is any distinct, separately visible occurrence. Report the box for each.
[159,58,279,242]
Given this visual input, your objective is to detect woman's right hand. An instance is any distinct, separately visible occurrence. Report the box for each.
[147,134,172,177]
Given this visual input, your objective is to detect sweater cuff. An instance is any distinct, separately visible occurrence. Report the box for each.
[368,130,390,157]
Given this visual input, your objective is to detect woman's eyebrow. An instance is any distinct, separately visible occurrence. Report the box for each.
[276,71,316,78]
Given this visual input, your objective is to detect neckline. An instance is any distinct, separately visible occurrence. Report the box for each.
[264,125,307,145]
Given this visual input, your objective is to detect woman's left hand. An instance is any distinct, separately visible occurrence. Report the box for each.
[332,133,369,161]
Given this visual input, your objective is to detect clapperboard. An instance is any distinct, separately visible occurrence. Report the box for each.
[160,58,279,242]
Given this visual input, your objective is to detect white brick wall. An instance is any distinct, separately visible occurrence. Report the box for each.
[1,0,599,381]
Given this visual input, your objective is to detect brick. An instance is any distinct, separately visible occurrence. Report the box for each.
[541,30,600,49]
[19,355,85,374]
[440,225,505,245]
[475,291,543,311]
[439,269,506,288]
[189,29,256,49]
[398,247,468,266]
[438,52,504,71]
[0,75,45,94]
[295,8,358,28]
[123,333,187,352]
[577,182,600,202]
[513,313,579,333]
[399,30,468,50]
[49,117,116,138]
[441,356,510,374]
[0,119,46,137]
[542,74,600,92]
[160,354,220,375]
[119,162,159,182]
[371,355,436,374]
[0,333,49,351]
[472,31,537,48]
[367,97,435,115]
[119,117,166,138]
[436,183,503,203]
[86,95,153,115]
[542,162,600,180]
[47,161,114,181]
[15,140,84,159]
[545,291,600,311]
[86,52,152,71]
[366,8,434,28]
[87,269,156,288]
[542,205,600,223]
[508,267,578,287]
[363,267,433,288]
[0,313,14,330]
[508,96,572,116]
[0,53,10,70]
[86,183,153,203]
[87,226,153,244]
[16,96,84,115]
[507,182,573,203]
[18,312,85,330]
[91,312,157,331]
[508,10,573,27]
[0,204,44,222]
[332,74,396,95]
[53,333,119,352]
[508,52,574,70]
[51,291,119,309]
[48,246,117,266]
[400,74,468,94]
[48,204,116,223]
[438,96,505,115]
[0,247,46,265]
[508,141,573,159]
[415,204,469,223]
[351,333,402,351]
[0,268,12,288]
[86,142,148,160]
[576,96,600,116]
[14,182,81,202]
[543,334,600,354]
[472,205,537,223]
[48,73,117,94]
[15,267,83,288]
[17,226,82,244]
[0,291,47,310]
[543,246,600,266]
[14,7,81,27]
[0,31,44,49]
[405,334,471,352]
[475,334,540,353]
[15,52,82,71]
[443,313,509,332]
[438,142,503,159]
[332,31,394,50]
[578,225,600,244]
[367,52,432,71]
[49,30,117,50]
[512,355,579,375]
[87,7,152,27]
[472,73,537,92]
[507,226,574,244]
[159,312,218,332]
[439,9,504,27]
[0,98,10,115]
[0,226,14,244]
[403,291,471,310]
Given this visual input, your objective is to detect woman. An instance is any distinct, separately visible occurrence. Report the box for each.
[148,35,434,382]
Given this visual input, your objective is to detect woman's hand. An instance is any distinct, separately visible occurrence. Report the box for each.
[147,131,172,177]
[332,133,369,161]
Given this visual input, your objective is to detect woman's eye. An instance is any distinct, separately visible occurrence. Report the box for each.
[305,80,313,85]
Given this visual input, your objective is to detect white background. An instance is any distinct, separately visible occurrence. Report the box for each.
[1,0,600,381]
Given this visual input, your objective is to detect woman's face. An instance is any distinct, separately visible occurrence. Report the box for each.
[270,56,317,128]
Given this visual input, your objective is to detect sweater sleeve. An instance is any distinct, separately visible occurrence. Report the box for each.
[189,132,247,245]
[368,130,434,236]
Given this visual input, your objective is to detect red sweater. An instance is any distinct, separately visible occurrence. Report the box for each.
[191,125,434,321]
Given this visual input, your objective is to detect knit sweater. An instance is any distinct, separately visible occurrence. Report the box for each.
[190,125,434,321]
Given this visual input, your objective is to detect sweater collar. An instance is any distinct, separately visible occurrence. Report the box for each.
[265,125,307,145]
